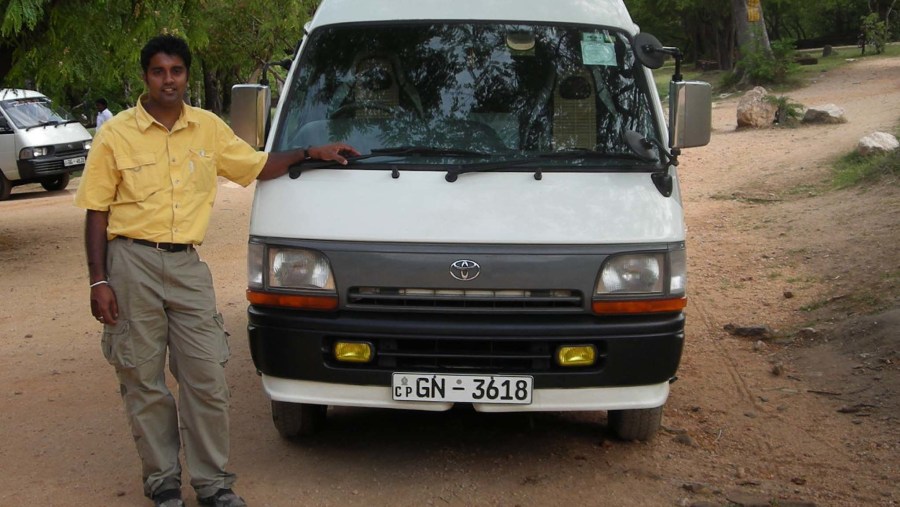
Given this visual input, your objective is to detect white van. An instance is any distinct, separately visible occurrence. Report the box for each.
[232,0,711,441]
[0,89,92,200]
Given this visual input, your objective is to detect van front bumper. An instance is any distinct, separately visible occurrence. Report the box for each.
[17,151,87,179]
[247,307,684,397]
[261,375,670,412]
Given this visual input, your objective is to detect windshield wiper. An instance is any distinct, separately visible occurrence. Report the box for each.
[444,150,655,182]
[25,120,59,131]
[370,146,494,158]
[537,149,658,162]
[445,156,545,182]
[288,146,495,179]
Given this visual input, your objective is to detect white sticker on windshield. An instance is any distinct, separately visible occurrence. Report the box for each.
[582,33,617,66]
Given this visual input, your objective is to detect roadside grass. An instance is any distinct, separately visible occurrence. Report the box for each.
[831,123,900,188]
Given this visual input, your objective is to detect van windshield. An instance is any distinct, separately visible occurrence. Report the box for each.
[275,22,661,169]
[0,96,75,129]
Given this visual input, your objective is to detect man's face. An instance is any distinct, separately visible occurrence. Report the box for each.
[143,52,188,108]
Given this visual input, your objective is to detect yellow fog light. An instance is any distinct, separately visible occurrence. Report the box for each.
[556,345,597,367]
[334,341,374,363]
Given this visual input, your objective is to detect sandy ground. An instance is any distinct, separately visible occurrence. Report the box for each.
[0,56,898,507]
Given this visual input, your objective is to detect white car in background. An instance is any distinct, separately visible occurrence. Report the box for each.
[0,89,92,200]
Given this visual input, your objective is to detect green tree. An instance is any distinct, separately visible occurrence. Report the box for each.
[0,0,318,117]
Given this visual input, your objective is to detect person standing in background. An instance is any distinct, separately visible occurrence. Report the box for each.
[94,98,112,130]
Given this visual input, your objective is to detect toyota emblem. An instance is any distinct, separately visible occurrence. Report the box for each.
[450,259,481,281]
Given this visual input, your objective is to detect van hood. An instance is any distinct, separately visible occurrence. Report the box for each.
[249,170,684,244]
[15,122,92,147]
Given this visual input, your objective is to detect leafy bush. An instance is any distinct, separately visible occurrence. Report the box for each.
[860,13,889,55]
[765,95,804,126]
[732,34,798,86]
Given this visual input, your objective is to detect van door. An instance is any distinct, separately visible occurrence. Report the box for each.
[0,114,16,180]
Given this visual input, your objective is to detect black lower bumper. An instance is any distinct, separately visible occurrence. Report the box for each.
[17,153,86,180]
[248,307,684,389]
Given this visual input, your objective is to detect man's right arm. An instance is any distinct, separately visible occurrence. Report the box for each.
[85,210,118,325]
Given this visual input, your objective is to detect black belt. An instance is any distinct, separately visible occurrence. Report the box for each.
[128,238,193,252]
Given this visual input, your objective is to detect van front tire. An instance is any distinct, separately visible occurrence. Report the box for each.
[0,173,11,200]
[608,406,663,441]
[40,173,70,192]
[271,400,327,438]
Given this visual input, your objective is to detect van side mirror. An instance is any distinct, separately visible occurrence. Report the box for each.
[669,81,711,149]
[231,84,271,149]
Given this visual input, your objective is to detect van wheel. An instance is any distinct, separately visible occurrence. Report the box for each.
[0,173,11,200]
[40,173,70,191]
[607,406,663,441]
[271,400,327,438]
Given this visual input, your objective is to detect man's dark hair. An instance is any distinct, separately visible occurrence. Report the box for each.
[140,34,192,74]
[96,98,108,108]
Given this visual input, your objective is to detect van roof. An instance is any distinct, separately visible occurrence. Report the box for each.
[309,0,638,34]
[0,89,47,101]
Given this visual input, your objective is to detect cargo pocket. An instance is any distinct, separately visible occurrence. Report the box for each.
[213,312,231,365]
[101,321,135,369]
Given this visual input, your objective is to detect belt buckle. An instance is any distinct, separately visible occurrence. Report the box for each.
[154,242,168,252]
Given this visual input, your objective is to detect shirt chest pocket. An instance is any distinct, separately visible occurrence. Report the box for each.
[115,152,165,202]
[188,148,217,192]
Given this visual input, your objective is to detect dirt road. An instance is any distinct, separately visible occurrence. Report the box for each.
[1,56,898,507]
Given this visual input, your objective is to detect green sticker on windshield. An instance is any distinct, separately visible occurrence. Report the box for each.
[582,33,616,66]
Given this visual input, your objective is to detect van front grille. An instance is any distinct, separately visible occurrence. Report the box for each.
[325,336,607,373]
[347,287,584,313]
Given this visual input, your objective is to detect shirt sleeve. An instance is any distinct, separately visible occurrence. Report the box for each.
[214,118,269,187]
[74,128,121,211]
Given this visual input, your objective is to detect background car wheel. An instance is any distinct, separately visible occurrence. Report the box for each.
[0,173,12,200]
[40,173,70,192]
[607,406,663,441]
[271,400,327,438]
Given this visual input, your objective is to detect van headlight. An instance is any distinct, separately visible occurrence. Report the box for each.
[20,147,48,159]
[247,243,339,310]
[597,253,665,294]
[247,243,335,291]
[269,247,335,290]
[83,141,92,151]
[592,247,686,314]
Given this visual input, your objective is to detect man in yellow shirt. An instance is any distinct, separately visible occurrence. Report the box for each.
[75,35,358,507]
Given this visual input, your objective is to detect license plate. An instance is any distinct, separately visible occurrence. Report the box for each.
[63,156,85,167]
[392,373,533,404]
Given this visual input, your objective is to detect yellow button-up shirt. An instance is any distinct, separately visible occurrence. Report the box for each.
[74,95,268,244]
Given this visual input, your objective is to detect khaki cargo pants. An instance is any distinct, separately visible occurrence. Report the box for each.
[102,238,235,499]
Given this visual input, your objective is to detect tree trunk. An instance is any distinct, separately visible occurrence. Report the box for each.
[733,0,772,58]
[202,60,222,115]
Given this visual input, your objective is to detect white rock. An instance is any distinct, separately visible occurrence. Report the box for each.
[857,131,900,156]
[736,86,777,128]
[802,103,847,124]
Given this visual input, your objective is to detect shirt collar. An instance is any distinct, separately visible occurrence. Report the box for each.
[135,93,200,132]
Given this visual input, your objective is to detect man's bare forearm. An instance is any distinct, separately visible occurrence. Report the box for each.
[85,210,109,283]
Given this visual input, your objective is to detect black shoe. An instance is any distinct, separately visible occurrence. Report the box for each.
[152,488,184,507]
[198,488,247,507]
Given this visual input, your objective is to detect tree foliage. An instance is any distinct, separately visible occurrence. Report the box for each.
[0,0,895,116]
[627,0,897,69]
[0,0,318,118]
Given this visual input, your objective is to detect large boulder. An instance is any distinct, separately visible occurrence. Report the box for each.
[857,131,900,156]
[802,104,847,124]
[737,87,777,128]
